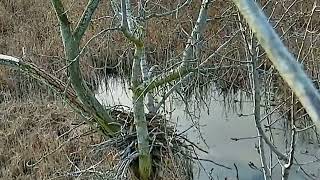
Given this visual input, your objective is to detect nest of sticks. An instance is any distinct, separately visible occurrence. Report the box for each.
[91,105,194,180]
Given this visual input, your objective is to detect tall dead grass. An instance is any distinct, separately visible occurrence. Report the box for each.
[0,99,119,179]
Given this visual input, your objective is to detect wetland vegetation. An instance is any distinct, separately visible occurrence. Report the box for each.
[1,0,320,179]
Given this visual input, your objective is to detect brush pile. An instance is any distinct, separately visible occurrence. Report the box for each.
[93,105,194,180]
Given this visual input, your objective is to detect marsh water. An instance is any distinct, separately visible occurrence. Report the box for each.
[95,78,320,180]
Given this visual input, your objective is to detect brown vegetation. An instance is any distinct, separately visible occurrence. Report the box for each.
[1,0,320,179]
[0,98,192,180]
[0,99,111,179]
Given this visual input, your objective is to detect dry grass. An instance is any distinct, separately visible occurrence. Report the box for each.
[0,99,115,180]
[0,98,193,180]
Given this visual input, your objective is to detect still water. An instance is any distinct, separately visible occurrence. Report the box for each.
[95,78,320,180]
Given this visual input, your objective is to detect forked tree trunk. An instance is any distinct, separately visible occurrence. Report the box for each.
[120,0,152,178]
[50,0,118,135]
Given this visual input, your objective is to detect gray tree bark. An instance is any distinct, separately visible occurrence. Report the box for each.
[50,0,119,135]
[232,0,320,129]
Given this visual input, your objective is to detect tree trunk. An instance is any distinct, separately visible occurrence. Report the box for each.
[232,0,320,129]
[131,45,152,180]
[51,0,118,135]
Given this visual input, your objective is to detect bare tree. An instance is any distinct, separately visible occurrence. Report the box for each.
[233,0,320,179]
[0,0,211,179]
[1,0,320,179]
[233,0,320,128]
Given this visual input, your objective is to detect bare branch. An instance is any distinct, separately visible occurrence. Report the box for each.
[74,0,101,42]
[144,0,191,20]
[137,31,239,98]
[181,0,210,67]
[0,54,118,135]
[51,0,118,134]
[120,0,143,46]
[250,38,271,179]
[51,0,73,39]
[281,126,296,180]
[232,0,320,129]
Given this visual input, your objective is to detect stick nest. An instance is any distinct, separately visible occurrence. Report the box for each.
[92,105,194,180]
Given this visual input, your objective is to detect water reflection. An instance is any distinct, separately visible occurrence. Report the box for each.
[95,78,320,180]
